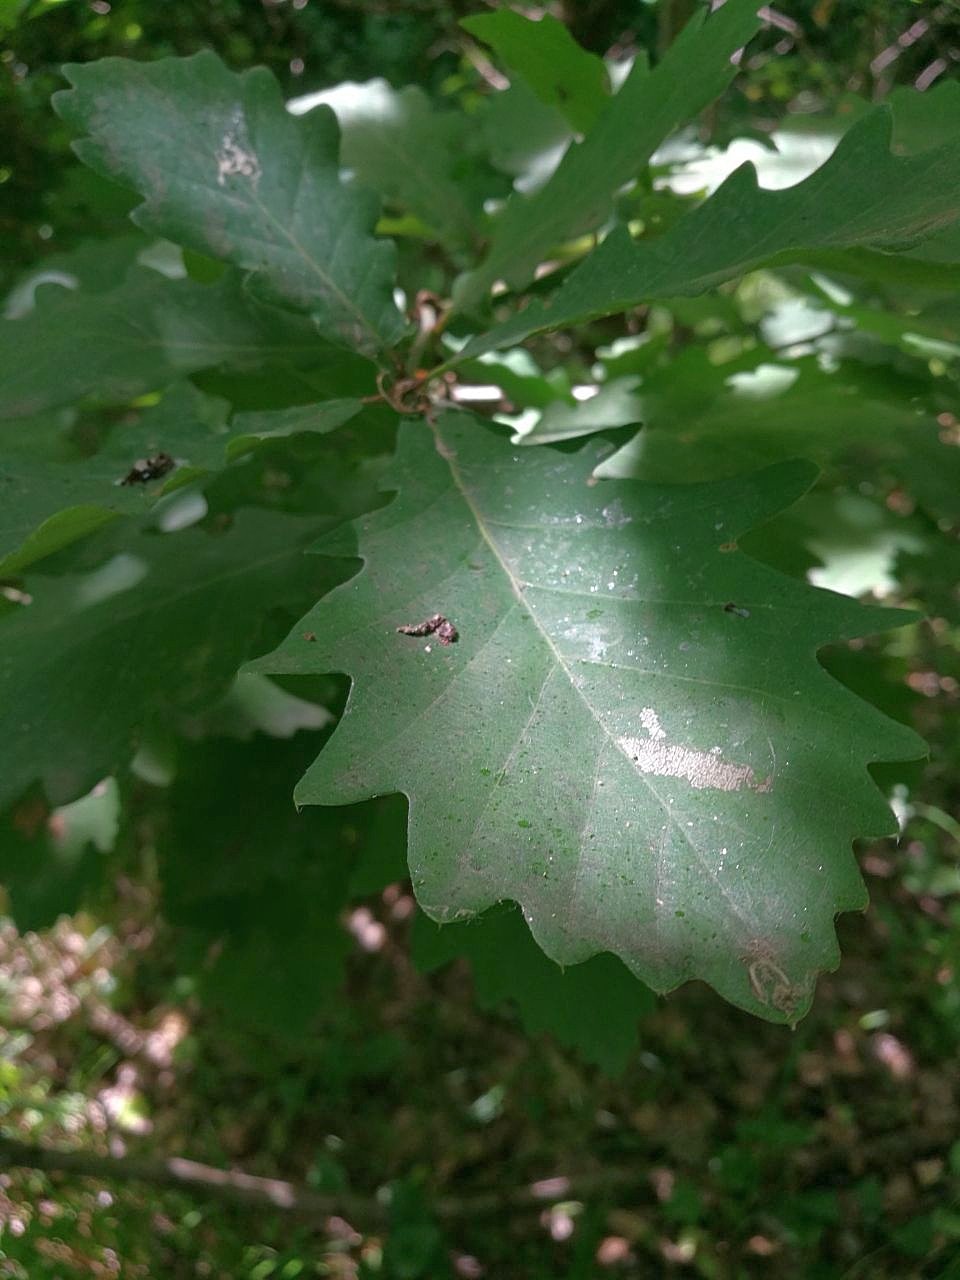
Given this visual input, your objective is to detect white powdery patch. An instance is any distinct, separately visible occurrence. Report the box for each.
[619,708,771,794]
[216,111,261,187]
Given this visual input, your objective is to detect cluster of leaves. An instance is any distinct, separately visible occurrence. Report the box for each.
[2,0,960,1082]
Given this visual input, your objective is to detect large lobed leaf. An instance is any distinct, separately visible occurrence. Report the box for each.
[252,412,924,1023]
[53,51,405,357]
[463,110,960,359]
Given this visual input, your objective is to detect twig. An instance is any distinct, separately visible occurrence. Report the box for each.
[0,1137,386,1227]
[0,1136,640,1225]
[1,1125,949,1228]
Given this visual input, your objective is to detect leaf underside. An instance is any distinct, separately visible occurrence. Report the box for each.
[252,412,925,1023]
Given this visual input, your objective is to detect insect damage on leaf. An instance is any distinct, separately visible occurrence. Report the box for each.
[397,613,459,645]
[743,939,812,1022]
[216,109,261,187]
[119,453,175,486]
[617,707,772,795]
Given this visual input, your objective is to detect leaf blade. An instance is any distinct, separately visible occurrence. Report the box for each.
[464,109,960,357]
[453,0,763,312]
[461,10,610,135]
[54,51,405,357]
[252,413,925,1023]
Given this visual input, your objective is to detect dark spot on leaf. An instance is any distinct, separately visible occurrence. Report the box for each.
[723,602,751,618]
[119,451,175,486]
[397,613,458,644]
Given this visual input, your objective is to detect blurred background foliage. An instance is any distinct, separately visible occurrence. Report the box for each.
[2,1,960,1277]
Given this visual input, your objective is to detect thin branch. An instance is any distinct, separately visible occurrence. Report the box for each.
[0,1137,386,1227]
[0,1136,637,1225]
[1,1125,948,1228]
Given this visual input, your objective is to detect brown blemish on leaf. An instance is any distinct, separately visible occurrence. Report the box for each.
[397,614,458,645]
[744,939,811,1020]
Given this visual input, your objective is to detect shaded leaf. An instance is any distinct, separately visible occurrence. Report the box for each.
[463,110,960,358]
[477,78,571,191]
[592,355,960,527]
[0,383,364,575]
[413,904,654,1074]
[453,0,763,311]
[54,51,405,357]
[0,510,347,809]
[0,780,119,931]
[252,412,924,1022]
[512,376,642,445]
[290,79,498,250]
[461,10,609,135]
[0,265,333,420]
[159,736,404,1034]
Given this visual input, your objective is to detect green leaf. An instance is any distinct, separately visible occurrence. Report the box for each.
[887,79,960,154]
[787,247,960,292]
[0,265,332,420]
[158,735,359,1033]
[0,383,364,575]
[2,235,144,316]
[291,80,497,250]
[54,51,406,357]
[0,510,347,809]
[477,78,571,189]
[461,10,609,135]
[512,376,642,445]
[225,398,365,459]
[592,355,960,527]
[0,0,31,33]
[251,412,924,1023]
[453,0,763,312]
[413,904,654,1074]
[463,109,960,358]
[0,779,120,931]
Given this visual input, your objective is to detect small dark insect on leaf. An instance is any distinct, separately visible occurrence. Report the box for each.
[724,602,751,618]
[303,632,317,642]
[119,452,175,486]
[397,613,459,645]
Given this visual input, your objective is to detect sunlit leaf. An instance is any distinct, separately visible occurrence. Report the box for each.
[252,412,924,1023]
